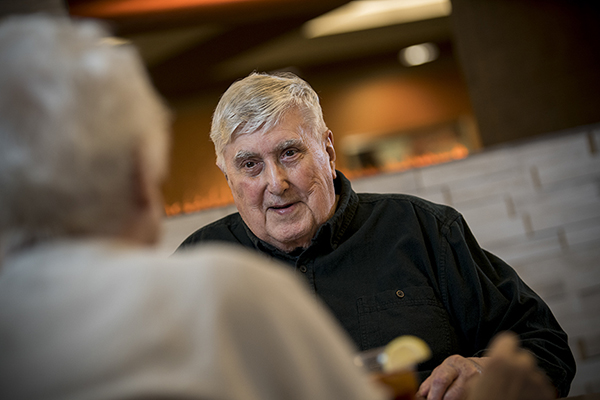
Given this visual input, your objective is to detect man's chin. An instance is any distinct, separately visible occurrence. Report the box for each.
[267,229,312,253]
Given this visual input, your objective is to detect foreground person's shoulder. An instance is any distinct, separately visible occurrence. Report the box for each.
[171,243,292,280]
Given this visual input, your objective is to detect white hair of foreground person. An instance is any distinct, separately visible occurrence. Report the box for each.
[210,72,328,172]
[0,15,170,253]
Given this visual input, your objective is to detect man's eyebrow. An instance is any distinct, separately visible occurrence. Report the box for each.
[275,139,304,153]
[233,150,257,164]
[233,139,304,164]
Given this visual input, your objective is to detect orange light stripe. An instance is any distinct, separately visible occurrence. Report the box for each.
[164,145,470,216]
[70,0,257,18]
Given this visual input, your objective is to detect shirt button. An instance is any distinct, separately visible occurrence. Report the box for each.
[299,265,308,273]
[395,290,405,298]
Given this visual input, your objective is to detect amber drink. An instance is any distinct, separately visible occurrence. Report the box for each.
[372,369,418,400]
[354,336,430,400]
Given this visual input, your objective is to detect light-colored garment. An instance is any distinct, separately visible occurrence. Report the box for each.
[0,239,385,400]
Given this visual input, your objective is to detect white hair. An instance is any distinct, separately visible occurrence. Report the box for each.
[0,15,170,249]
[210,72,328,172]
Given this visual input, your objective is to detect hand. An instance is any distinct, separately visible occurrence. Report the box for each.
[465,332,556,400]
[417,355,490,400]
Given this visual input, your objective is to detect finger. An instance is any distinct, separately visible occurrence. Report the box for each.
[488,332,536,371]
[414,392,428,400]
[440,360,482,400]
[418,375,432,398]
[442,382,469,400]
[420,355,483,400]
[425,365,459,400]
[486,332,519,359]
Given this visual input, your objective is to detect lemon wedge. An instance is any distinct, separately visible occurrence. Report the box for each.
[380,335,431,372]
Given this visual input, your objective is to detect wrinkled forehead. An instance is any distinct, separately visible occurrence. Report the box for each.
[230,108,315,143]
[228,126,304,152]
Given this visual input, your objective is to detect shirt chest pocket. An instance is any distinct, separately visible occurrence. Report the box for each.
[356,286,458,371]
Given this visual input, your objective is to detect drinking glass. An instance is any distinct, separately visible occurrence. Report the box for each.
[354,346,419,400]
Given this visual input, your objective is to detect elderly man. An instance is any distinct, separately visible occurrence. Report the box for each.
[178,72,576,399]
[0,16,389,400]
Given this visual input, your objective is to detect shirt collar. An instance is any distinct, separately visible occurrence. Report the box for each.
[315,170,358,251]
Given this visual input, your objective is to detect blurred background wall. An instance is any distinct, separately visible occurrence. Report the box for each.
[66,0,483,214]
[2,0,599,395]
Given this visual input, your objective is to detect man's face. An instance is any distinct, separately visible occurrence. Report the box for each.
[222,110,337,253]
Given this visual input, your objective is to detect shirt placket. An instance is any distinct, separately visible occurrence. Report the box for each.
[295,255,316,292]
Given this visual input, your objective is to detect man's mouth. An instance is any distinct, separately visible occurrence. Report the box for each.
[268,202,295,211]
[270,203,292,209]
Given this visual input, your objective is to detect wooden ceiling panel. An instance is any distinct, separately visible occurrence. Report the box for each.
[148,17,312,96]
[65,0,452,99]
[68,0,351,34]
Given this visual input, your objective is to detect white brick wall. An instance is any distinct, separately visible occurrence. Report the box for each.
[161,123,600,396]
[352,123,600,396]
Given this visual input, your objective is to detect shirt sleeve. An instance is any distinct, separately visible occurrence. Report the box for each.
[438,214,576,397]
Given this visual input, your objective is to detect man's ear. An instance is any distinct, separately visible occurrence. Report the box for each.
[221,168,229,183]
[325,130,337,179]
[217,160,228,182]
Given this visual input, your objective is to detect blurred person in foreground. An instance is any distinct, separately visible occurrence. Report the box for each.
[0,15,386,400]
[177,71,576,399]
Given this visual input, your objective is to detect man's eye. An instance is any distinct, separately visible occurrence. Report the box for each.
[283,149,297,157]
[241,161,262,175]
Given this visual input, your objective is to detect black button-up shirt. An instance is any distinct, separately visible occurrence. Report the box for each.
[178,171,575,396]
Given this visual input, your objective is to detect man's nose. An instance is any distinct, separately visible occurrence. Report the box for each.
[265,162,289,195]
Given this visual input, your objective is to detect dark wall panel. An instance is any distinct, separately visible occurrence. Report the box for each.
[450,0,600,146]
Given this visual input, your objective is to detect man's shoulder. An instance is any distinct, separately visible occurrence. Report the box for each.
[356,191,461,224]
[178,212,246,250]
